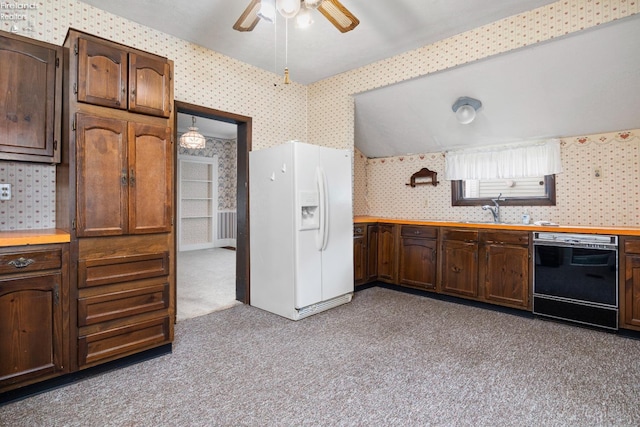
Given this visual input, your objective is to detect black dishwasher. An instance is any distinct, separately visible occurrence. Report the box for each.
[533,232,618,330]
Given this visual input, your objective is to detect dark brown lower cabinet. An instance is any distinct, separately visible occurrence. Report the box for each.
[367,225,379,282]
[482,245,529,306]
[441,229,479,298]
[0,244,69,393]
[354,225,367,286]
[399,226,438,290]
[377,224,397,283]
[76,235,173,370]
[621,238,640,330]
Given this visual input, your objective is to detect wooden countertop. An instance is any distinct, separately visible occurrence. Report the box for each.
[0,229,71,247]
[354,216,640,236]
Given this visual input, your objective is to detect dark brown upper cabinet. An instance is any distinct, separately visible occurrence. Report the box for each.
[76,36,171,118]
[0,31,62,163]
[75,113,172,237]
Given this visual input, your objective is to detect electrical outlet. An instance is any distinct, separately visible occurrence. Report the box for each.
[594,167,603,179]
[0,183,11,200]
[424,199,428,208]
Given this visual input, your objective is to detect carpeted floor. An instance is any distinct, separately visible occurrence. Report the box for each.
[177,248,240,321]
[2,287,640,426]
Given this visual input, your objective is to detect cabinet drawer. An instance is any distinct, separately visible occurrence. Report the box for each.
[442,228,478,242]
[78,252,169,288]
[480,230,530,246]
[401,226,437,239]
[353,225,366,237]
[624,239,640,255]
[78,316,170,367]
[78,281,169,326]
[0,248,62,275]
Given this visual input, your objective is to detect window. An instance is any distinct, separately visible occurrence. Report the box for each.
[451,175,556,206]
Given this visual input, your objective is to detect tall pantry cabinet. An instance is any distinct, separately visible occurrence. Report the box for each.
[56,29,175,370]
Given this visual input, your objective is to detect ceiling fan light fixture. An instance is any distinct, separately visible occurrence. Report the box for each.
[295,7,314,28]
[452,96,482,125]
[276,0,301,19]
[257,0,276,22]
[304,0,323,9]
[179,116,206,149]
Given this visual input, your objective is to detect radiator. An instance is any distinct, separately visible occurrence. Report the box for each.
[217,210,237,240]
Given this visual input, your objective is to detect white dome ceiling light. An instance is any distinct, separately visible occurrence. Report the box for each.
[452,97,482,125]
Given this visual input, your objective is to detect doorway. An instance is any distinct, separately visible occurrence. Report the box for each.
[174,102,251,317]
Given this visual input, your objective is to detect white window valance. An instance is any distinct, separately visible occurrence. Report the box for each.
[444,139,563,181]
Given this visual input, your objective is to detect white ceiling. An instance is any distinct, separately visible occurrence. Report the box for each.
[354,14,640,157]
[80,0,556,85]
[177,114,237,139]
[81,1,640,154]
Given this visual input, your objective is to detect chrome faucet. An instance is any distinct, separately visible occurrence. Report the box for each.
[482,193,503,223]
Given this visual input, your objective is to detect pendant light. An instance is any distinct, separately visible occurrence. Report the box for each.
[179,116,206,149]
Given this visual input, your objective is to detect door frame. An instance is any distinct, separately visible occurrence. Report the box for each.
[174,101,252,304]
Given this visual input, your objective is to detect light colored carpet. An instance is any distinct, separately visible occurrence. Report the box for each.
[176,247,240,321]
[2,287,640,426]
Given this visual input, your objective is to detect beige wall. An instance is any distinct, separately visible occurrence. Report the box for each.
[0,0,308,230]
[0,0,637,230]
[357,130,640,227]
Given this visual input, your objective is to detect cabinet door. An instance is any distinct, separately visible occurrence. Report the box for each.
[128,53,171,118]
[377,224,396,283]
[399,237,437,290]
[128,123,172,234]
[441,240,478,297]
[0,273,63,391]
[76,114,129,237]
[77,37,128,110]
[0,34,61,163]
[624,254,640,327]
[353,226,366,285]
[367,225,379,281]
[483,244,529,308]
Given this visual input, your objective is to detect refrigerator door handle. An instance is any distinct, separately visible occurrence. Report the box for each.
[316,167,330,251]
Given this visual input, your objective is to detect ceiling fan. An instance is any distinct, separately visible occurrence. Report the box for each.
[233,0,359,33]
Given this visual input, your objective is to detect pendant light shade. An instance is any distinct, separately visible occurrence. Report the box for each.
[179,116,206,149]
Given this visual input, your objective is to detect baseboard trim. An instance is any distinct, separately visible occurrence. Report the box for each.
[0,344,172,406]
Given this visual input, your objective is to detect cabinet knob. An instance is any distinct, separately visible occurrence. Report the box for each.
[8,257,35,269]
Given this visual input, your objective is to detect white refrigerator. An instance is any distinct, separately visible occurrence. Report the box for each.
[249,141,354,320]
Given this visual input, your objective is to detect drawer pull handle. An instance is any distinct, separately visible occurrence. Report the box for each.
[8,257,35,269]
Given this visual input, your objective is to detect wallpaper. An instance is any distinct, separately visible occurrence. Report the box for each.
[0,0,637,230]
[0,162,56,230]
[360,130,640,227]
[178,136,237,211]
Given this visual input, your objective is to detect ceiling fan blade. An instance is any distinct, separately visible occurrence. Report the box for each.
[318,0,360,33]
[233,0,261,32]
